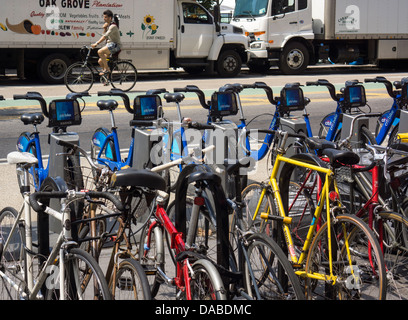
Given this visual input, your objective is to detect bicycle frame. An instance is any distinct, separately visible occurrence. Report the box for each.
[93,127,134,171]
[144,198,198,299]
[374,94,400,145]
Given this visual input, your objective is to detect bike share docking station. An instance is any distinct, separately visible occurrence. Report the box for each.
[47,95,85,234]
[203,90,240,197]
[130,92,166,170]
[276,84,309,158]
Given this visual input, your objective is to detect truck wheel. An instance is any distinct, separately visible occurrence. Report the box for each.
[216,50,242,77]
[39,53,70,84]
[279,42,309,75]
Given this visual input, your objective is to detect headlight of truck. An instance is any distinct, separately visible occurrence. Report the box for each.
[251,42,263,49]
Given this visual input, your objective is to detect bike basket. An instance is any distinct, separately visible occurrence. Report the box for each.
[278,86,305,113]
[210,91,238,117]
[48,99,82,128]
[343,85,366,108]
[133,95,161,120]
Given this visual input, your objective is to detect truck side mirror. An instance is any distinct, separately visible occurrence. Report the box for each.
[213,4,221,33]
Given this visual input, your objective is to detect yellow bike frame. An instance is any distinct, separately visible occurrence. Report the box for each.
[253,151,344,283]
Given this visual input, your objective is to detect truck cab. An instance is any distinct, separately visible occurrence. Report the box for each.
[231,0,314,74]
[174,0,250,77]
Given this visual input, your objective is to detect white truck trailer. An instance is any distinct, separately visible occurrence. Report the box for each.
[230,0,408,74]
[0,0,249,83]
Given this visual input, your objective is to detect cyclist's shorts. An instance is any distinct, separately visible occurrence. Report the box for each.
[107,42,121,54]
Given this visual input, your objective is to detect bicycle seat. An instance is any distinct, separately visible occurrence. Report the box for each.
[97,99,119,111]
[20,113,45,125]
[321,148,360,168]
[111,50,121,60]
[305,137,337,152]
[224,157,252,175]
[164,93,185,103]
[111,168,166,191]
[7,151,38,166]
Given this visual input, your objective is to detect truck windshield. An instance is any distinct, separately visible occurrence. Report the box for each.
[233,0,269,18]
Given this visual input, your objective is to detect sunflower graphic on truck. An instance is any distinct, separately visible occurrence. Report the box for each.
[141,15,159,39]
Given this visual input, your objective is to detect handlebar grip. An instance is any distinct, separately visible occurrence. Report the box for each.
[364,78,376,83]
[188,122,215,130]
[13,94,27,100]
[56,139,78,151]
[0,95,4,101]
[29,191,67,212]
[306,81,319,86]
[130,120,154,127]
[86,191,124,211]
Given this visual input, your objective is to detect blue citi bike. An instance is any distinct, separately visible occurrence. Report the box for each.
[15,91,90,192]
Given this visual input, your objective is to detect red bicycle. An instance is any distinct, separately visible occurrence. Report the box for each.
[133,145,227,300]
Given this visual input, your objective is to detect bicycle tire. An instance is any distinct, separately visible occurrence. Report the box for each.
[0,207,25,300]
[45,247,111,300]
[304,214,386,300]
[243,233,305,300]
[139,221,165,298]
[372,211,408,300]
[110,61,137,92]
[189,259,227,300]
[110,258,151,300]
[64,62,94,93]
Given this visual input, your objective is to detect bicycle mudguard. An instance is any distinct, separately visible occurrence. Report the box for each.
[17,132,32,152]
[92,127,116,161]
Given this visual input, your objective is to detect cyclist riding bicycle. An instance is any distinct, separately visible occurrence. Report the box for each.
[91,10,122,76]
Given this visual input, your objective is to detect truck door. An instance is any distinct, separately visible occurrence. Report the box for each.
[269,0,311,47]
[176,2,215,58]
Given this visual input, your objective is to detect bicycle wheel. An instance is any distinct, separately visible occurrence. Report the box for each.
[304,214,386,300]
[139,221,165,298]
[243,233,305,300]
[372,211,408,300]
[45,247,111,300]
[110,61,137,92]
[241,182,274,233]
[110,258,151,300]
[64,62,94,93]
[0,207,25,300]
[188,259,227,300]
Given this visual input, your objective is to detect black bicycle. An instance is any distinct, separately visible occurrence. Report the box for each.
[64,45,137,93]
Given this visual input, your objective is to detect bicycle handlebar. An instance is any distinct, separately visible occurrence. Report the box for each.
[56,139,100,172]
[151,145,215,173]
[306,79,339,102]
[97,88,132,113]
[29,190,124,213]
[13,92,49,117]
[174,85,210,109]
[364,76,396,98]
[219,82,275,105]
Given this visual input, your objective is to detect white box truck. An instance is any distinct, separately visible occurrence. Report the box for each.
[230,0,408,74]
[0,0,249,83]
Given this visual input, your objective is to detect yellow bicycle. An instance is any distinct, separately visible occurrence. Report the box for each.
[241,129,387,300]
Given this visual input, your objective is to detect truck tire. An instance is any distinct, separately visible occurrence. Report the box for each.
[216,49,242,77]
[279,42,309,75]
[39,53,70,84]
